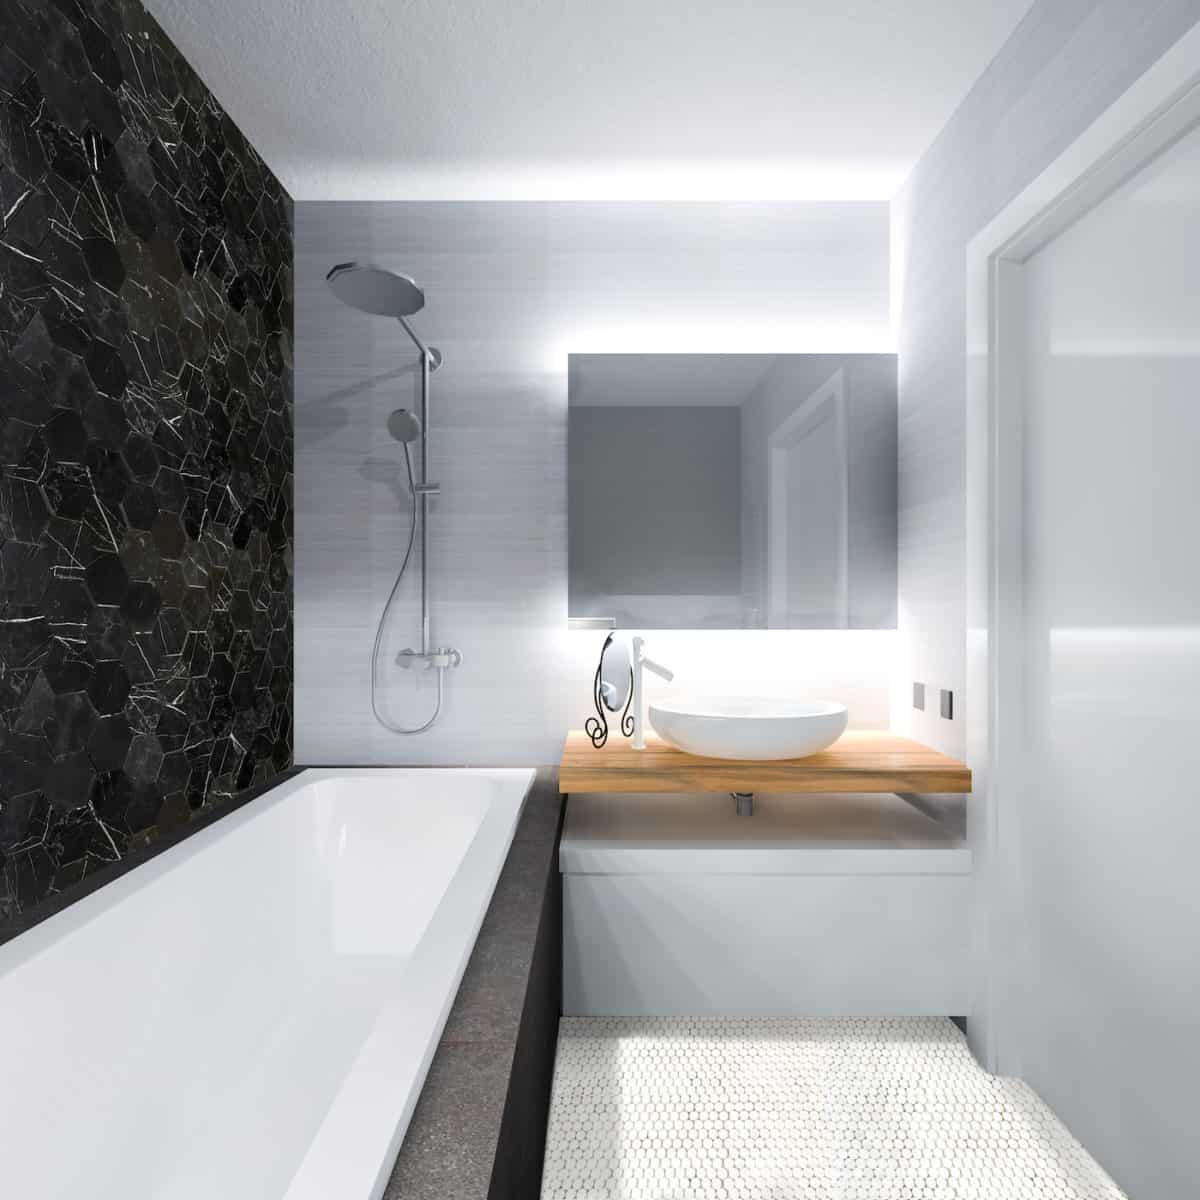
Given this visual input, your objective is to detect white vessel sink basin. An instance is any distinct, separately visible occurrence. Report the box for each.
[648,695,848,761]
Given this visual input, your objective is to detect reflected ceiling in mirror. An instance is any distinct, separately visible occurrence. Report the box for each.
[568,354,897,630]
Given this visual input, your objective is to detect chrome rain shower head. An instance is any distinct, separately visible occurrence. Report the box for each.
[387,408,422,444]
[327,262,444,370]
[326,262,425,317]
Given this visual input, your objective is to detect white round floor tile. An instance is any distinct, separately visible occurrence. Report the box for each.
[541,1018,1127,1200]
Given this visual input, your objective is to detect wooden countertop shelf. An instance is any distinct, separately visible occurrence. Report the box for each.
[559,730,972,795]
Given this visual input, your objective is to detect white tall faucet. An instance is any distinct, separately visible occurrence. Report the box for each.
[631,636,674,749]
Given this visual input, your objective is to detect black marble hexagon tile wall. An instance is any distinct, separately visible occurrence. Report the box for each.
[0,0,294,921]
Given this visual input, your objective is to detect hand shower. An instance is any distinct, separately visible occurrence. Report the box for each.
[386,408,422,444]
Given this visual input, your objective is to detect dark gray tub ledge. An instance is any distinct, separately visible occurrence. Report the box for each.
[384,766,563,1199]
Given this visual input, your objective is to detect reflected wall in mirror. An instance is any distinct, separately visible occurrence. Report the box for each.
[568,354,897,630]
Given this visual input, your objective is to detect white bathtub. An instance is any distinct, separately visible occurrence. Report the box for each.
[0,767,534,1200]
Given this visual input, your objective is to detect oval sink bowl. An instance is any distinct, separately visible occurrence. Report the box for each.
[648,695,848,760]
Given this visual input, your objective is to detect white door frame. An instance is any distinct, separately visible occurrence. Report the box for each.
[766,368,849,628]
[964,25,1200,1075]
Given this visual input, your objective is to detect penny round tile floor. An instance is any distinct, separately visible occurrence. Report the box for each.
[541,1017,1126,1200]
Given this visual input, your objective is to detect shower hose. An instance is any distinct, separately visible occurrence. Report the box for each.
[370,444,443,734]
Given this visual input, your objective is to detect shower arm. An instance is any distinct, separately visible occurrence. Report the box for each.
[396,313,434,364]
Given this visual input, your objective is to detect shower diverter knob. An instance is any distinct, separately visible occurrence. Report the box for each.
[395,647,462,670]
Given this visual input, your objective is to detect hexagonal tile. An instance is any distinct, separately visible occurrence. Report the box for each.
[41,654,92,696]
[2,477,51,542]
[148,234,183,285]
[45,693,98,758]
[268,665,290,706]
[155,704,189,743]
[250,607,272,651]
[122,432,159,481]
[0,541,50,606]
[121,482,158,530]
[44,409,88,459]
[228,629,255,673]
[208,696,234,737]
[119,580,161,630]
[42,577,92,623]
[89,772,133,832]
[86,445,131,508]
[118,528,157,579]
[84,552,130,606]
[14,674,55,736]
[150,510,186,559]
[181,632,213,679]
[229,588,254,630]
[41,753,96,814]
[180,585,211,629]
[208,653,235,695]
[157,606,187,655]
[84,338,128,399]
[229,671,256,711]
[153,467,187,511]
[41,464,92,520]
[79,18,124,89]
[158,751,189,794]
[267,628,290,667]
[123,733,164,786]
[118,183,157,242]
[82,236,126,295]
[155,551,189,606]
[87,659,131,715]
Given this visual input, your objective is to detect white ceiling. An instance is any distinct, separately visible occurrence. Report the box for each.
[145,0,1034,201]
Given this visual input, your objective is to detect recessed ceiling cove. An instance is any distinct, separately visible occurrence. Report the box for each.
[143,0,1035,201]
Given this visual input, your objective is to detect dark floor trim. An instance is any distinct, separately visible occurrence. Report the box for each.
[488,781,564,1199]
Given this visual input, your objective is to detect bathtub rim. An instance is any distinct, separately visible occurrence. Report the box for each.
[0,766,535,976]
[286,765,536,1199]
[0,767,304,952]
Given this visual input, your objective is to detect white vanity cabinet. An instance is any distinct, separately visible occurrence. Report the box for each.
[560,791,971,1017]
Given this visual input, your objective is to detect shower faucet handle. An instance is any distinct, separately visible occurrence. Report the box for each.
[413,482,440,496]
[396,647,462,670]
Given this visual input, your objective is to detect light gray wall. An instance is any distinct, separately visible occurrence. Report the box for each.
[892,0,1200,758]
[295,202,891,764]
[569,405,742,618]
[893,3,1200,1197]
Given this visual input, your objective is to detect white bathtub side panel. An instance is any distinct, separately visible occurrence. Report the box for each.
[563,873,970,1018]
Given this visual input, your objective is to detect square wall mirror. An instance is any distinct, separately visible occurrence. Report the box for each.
[567,354,897,630]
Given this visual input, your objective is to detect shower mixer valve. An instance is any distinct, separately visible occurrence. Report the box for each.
[396,647,463,671]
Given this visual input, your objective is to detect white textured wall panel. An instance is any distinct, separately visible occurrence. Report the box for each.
[294,203,893,765]
[892,0,1200,756]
